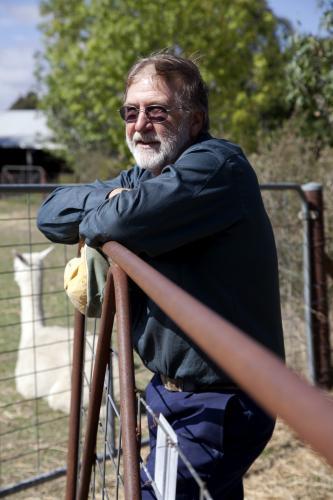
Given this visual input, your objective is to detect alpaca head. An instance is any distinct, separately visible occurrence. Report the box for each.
[13,246,54,288]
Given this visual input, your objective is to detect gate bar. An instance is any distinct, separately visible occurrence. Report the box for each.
[66,310,86,500]
[102,241,333,468]
[113,265,141,500]
[76,270,116,500]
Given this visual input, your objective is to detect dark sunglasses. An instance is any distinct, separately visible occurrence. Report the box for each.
[119,104,185,123]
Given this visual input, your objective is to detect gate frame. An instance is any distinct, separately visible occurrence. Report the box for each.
[0,182,332,499]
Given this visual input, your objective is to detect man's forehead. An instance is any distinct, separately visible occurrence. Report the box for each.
[127,65,179,97]
[132,65,157,85]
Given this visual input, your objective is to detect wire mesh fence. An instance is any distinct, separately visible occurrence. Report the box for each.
[0,183,331,498]
[0,187,77,495]
[262,183,332,384]
[261,185,309,376]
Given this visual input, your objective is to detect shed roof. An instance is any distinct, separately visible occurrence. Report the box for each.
[0,110,56,149]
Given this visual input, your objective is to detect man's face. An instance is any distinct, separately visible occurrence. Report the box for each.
[124,70,192,174]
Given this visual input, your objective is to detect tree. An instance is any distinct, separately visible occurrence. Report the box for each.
[37,0,290,177]
[10,91,39,110]
[319,0,333,34]
[285,1,333,157]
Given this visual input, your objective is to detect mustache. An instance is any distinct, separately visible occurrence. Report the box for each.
[132,131,159,144]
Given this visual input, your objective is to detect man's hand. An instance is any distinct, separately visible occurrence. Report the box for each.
[108,188,131,199]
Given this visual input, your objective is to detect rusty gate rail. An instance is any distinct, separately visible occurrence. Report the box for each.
[66,309,86,500]
[112,265,141,500]
[72,270,116,500]
[102,240,333,471]
[68,266,142,500]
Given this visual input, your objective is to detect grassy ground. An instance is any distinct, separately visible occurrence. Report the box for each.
[7,418,333,500]
[0,192,332,499]
[244,418,333,500]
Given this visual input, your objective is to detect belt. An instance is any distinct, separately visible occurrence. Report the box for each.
[160,374,238,393]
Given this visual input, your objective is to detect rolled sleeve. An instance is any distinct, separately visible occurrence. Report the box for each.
[36,174,134,244]
[37,185,112,244]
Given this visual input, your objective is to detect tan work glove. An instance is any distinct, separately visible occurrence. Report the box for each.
[64,245,109,317]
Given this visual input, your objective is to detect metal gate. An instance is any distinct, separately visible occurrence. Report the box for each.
[0,182,331,498]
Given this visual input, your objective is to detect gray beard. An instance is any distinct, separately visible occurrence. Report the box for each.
[126,118,191,172]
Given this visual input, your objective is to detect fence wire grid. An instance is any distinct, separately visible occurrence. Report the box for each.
[0,184,331,498]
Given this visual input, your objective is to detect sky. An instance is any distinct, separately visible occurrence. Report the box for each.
[0,0,326,111]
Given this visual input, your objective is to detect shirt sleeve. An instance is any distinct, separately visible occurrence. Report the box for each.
[37,170,137,244]
[79,149,247,256]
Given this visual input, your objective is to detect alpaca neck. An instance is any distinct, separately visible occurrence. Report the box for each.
[18,269,45,346]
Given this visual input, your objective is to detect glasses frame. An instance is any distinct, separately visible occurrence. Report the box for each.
[119,104,186,123]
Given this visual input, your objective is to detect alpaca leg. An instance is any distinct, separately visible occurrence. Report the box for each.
[47,375,71,414]
[15,351,41,400]
[15,372,36,400]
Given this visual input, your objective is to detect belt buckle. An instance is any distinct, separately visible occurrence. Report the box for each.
[161,374,183,392]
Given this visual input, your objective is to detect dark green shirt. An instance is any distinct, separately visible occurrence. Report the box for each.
[37,133,285,385]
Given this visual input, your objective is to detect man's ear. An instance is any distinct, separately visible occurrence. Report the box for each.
[189,111,205,139]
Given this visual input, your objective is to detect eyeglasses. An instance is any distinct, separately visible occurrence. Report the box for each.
[119,104,185,123]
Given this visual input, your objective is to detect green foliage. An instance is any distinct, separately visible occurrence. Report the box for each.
[37,0,289,177]
[285,3,333,156]
[9,91,39,110]
[67,148,131,182]
[319,0,333,33]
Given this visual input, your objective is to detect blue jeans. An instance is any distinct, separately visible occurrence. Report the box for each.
[141,374,275,499]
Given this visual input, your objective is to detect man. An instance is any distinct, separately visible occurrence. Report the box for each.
[37,52,285,499]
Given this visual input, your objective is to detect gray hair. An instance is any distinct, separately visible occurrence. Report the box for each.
[125,51,210,133]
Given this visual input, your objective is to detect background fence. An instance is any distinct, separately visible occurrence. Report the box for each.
[0,186,76,496]
[0,183,332,498]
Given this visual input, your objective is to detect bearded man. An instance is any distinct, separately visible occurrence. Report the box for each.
[37,52,284,499]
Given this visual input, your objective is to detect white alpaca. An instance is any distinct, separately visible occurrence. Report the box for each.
[14,246,119,414]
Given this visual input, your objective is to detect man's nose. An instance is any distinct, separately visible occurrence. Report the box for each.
[134,110,153,132]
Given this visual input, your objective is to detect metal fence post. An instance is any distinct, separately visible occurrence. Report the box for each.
[302,183,332,388]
